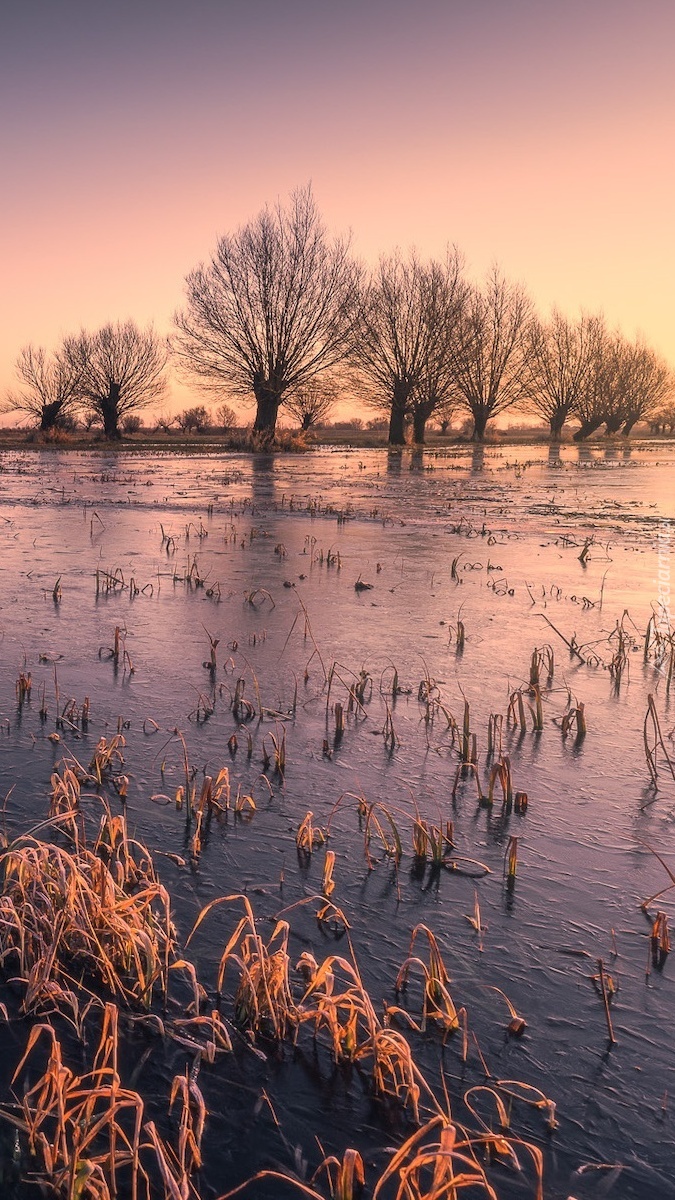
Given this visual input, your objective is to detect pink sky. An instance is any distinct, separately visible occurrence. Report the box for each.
[1,0,673,419]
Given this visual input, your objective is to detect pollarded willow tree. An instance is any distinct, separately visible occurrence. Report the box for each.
[525,311,602,439]
[5,343,83,432]
[613,336,672,435]
[351,249,465,446]
[172,187,360,438]
[65,321,168,439]
[570,319,614,440]
[447,267,532,441]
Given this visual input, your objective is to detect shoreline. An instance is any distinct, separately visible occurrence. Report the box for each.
[0,428,672,453]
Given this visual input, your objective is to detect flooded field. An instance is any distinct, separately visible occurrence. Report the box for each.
[0,440,674,1199]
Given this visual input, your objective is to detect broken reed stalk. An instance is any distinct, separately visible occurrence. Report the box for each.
[461,700,473,764]
[487,756,513,808]
[561,700,587,742]
[596,958,616,1044]
[529,644,554,689]
[487,713,502,759]
[504,836,518,888]
[650,911,671,971]
[643,694,675,786]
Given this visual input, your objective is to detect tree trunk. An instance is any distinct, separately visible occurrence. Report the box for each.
[472,410,489,441]
[40,400,64,431]
[102,383,122,439]
[622,417,638,436]
[387,381,409,446]
[412,409,427,444]
[573,419,604,442]
[388,405,406,446]
[549,412,566,440]
[252,382,281,435]
[604,416,623,434]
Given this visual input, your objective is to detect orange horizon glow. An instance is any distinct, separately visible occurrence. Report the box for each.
[1,0,674,421]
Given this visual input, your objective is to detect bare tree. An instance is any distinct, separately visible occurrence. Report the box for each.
[571,319,615,440]
[215,401,238,431]
[172,187,359,438]
[447,267,532,441]
[525,311,600,439]
[615,337,673,435]
[569,325,662,440]
[5,343,82,432]
[176,405,213,433]
[66,321,168,439]
[351,249,465,445]
[284,378,337,431]
[653,401,675,434]
[409,354,460,445]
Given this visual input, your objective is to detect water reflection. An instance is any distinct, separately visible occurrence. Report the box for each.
[470,443,485,474]
[576,443,595,464]
[547,443,562,468]
[250,452,277,509]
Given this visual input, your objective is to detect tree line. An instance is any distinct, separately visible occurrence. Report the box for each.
[6,186,674,442]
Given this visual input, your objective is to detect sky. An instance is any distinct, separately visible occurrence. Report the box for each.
[1,0,674,419]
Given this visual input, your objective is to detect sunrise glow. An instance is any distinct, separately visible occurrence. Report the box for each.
[1,0,673,415]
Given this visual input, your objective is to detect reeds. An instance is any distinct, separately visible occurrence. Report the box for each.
[186,894,297,1039]
[561,699,587,742]
[504,836,518,887]
[218,1113,545,1200]
[296,811,327,857]
[529,644,554,689]
[395,924,459,1040]
[1,1004,208,1200]
[0,1006,146,1200]
[0,815,175,1013]
[643,693,675,785]
[650,911,671,971]
[16,670,32,705]
[594,958,616,1044]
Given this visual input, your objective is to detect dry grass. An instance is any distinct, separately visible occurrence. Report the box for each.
[0,814,175,1015]
[186,894,297,1039]
[395,924,460,1040]
[0,1003,207,1200]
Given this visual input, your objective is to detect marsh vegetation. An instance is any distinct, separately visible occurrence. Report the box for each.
[0,440,673,1198]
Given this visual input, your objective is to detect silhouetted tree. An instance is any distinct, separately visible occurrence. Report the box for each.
[569,326,662,439]
[654,401,675,434]
[615,337,672,435]
[66,321,167,439]
[409,355,460,444]
[351,249,465,445]
[6,343,82,432]
[571,319,614,440]
[215,402,238,431]
[525,311,600,439]
[447,268,532,441]
[176,405,213,433]
[284,379,337,431]
[173,187,359,438]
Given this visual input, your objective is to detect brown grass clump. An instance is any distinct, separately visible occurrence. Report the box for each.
[298,951,423,1120]
[0,1004,147,1200]
[217,1113,545,1200]
[296,811,327,857]
[0,815,175,1014]
[186,894,297,1039]
[0,1003,207,1200]
[395,925,460,1040]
